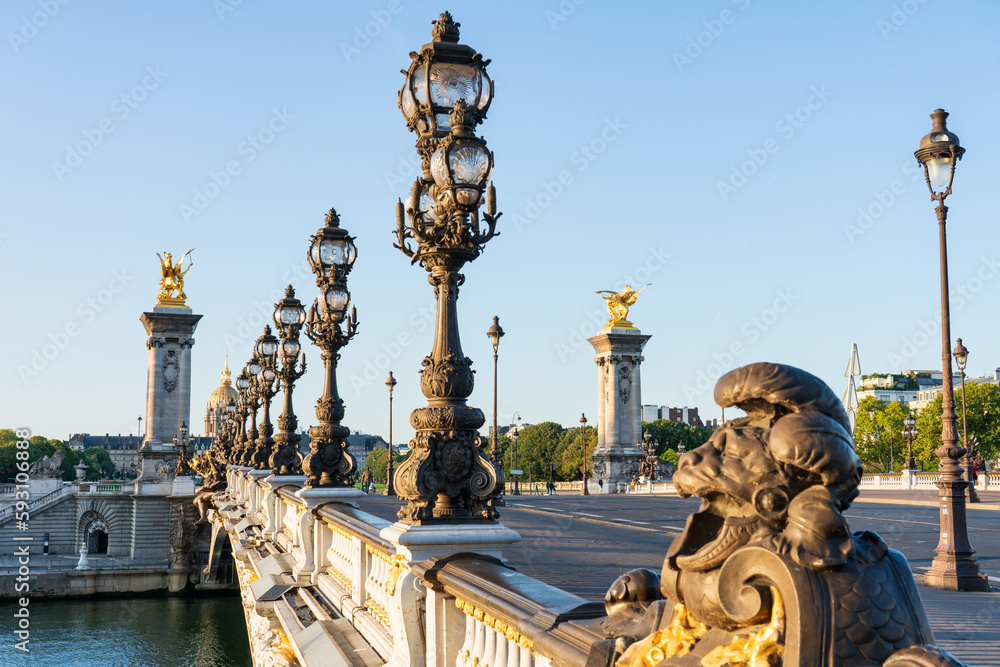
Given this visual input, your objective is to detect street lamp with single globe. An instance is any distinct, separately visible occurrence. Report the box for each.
[384,371,397,496]
[580,413,589,496]
[487,316,504,465]
[902,412,918,471]
[953,338,979,503]
[914,109,988,591]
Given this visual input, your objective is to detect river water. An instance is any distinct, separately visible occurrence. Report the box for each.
[1,595,251,666]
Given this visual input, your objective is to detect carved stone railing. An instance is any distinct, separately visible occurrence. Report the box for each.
[859,470,994,491]
[0,483,75,524]
[215,466,616,667]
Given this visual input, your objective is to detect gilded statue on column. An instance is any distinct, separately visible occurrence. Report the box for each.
[596,283,650,329]
[156,249,194,307]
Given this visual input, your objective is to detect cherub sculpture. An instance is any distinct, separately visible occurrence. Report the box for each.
[190,453,225,525]
[600,362,970,667]
[157,249,194,302]
[596,283,650,326]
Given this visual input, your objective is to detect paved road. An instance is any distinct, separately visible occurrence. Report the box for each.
[357,490,1000,665]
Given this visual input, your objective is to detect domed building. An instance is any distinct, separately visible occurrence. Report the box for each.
[204,358,240,438]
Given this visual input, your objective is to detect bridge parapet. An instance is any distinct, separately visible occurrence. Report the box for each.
[213,465,615,667]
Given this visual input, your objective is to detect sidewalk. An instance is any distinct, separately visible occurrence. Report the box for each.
[918,583,1000,666]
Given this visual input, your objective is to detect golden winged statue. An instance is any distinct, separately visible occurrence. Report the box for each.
[595,283,651,328]
[156,249,194,306]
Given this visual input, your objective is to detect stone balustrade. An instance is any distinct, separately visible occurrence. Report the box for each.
[213,465,609,667]
[859,470,994,490]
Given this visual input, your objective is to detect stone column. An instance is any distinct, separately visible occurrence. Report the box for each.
[587,326,650,493]
[136,306,202,497]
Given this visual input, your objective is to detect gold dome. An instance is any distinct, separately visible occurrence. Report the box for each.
[206,357,240,410]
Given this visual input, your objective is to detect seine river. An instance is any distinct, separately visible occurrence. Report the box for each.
[1,595,251,666]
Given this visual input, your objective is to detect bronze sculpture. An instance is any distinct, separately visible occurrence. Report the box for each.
[600,362,972,667]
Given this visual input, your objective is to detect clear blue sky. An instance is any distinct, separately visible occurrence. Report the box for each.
[3,1,1000,444]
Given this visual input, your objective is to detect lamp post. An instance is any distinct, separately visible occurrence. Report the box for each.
[510,429,520,496]
[393,13,503,523]
[303,209,359,488]
[384,371,397,496]
[580,413,589,496]
[229,369,251,465]
[173,421,191,476]
[270,286,307,476]
[250,327,279,470]
[914,109,988,591]
[903,412,918,471]
[238,357,262,466]
[954,338,979,503]
[487,316,504,467]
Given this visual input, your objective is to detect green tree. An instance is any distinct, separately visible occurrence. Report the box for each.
[366,448,406,482]
[82,446,116,479]
[641,419,714,462]
[555,425,597,481]
[914,383,1000,469]
[854,396,910,472]
[503,422,566,482]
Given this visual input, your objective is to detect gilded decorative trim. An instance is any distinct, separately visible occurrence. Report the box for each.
[326,566,352,591]
[367,546,409,596]
[364,598,391,628]
[455,597,533,649]
[326,522,353,542]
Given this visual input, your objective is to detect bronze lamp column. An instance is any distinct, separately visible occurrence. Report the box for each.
[915,109,988,591]
[270,286,307,476]
[251,327,279,470]
[303,209,359,488]
[392,13,503,523]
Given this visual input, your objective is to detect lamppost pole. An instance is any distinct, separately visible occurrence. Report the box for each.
[384,372,397,496]
[914,109,988,591]
[511,429,520,496]
[903,411,917,472]
[270,286,307,476]
[487,316,504,467]
[393,13,503,523]
[303,209,359,488]
[250,327,279,470]
[580,413,589,496]
[954,338,979,503]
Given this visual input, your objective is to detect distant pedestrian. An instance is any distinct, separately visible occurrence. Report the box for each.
[597,478,604,491]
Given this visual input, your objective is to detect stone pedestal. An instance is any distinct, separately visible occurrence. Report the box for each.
[380,522,520,564]
[587,326,651,493]
[135,306,202,496]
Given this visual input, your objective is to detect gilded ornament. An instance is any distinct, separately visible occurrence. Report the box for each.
[595,283,650,329]
[155,249,194,307]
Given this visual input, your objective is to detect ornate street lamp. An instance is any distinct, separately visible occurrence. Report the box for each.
[914,109,987,591]
[384,371,397,496]
[237,358,261,466]
[953,338,979,503]
[580,413,589,496]
[902,412,918,471]
[392,14,502,523]
[228,369,251,465]
[250,327,279,470]
[487,316,504,466]
[173,421,191,476]
[269,286,307,476]
[303,209,359,487]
